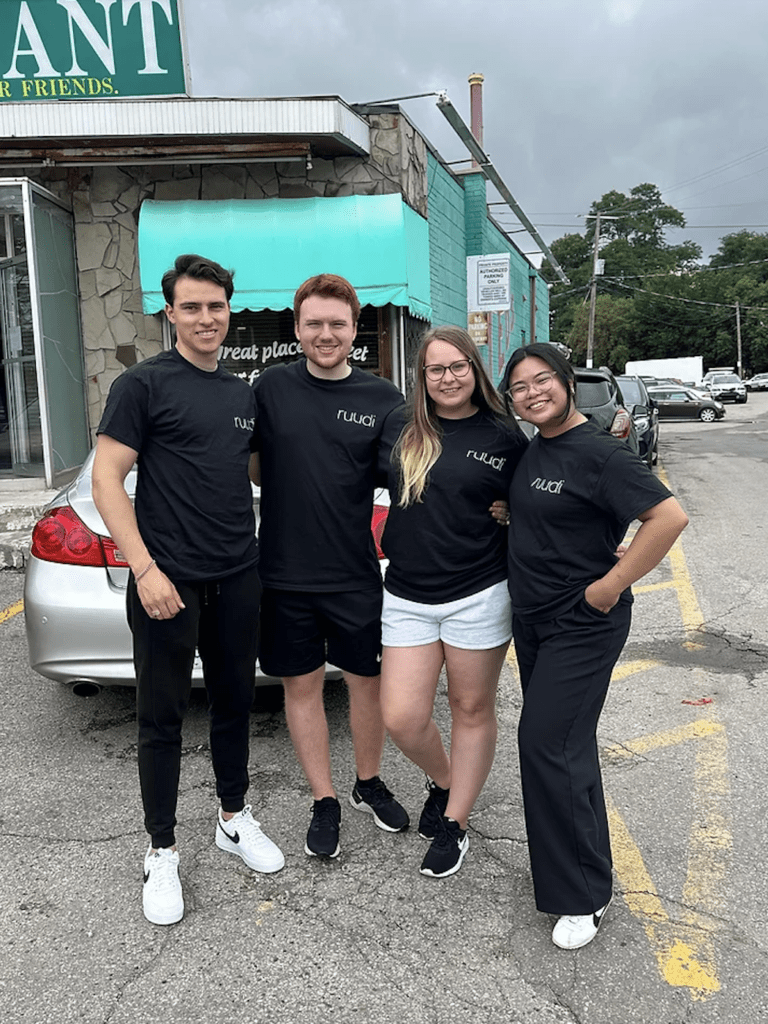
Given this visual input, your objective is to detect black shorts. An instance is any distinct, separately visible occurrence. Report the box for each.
[259,586,383,679]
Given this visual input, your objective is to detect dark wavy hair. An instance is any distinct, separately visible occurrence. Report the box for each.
[161,254,234,305]
[501,342,577,425]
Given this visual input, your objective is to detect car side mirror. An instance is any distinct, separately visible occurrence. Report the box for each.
[632,403,649,415]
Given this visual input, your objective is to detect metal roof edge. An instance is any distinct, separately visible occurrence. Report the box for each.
[0,96,370,155]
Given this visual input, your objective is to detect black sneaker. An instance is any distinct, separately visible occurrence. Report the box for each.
[305,796,341,858]
[418,779,450,839]
[349,776,410,832]
[419,816,468,878]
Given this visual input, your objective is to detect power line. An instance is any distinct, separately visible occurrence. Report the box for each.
[661,144,768,195]
[594,256,768,280]
[604,278,768,312]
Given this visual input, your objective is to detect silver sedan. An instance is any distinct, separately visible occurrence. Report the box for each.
[24,451,377,691]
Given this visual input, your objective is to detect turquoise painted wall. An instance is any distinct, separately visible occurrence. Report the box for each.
[426,152,549,386]
[426,153,467,327]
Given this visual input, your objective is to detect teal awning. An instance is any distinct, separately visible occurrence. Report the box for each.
[138,194,432,320]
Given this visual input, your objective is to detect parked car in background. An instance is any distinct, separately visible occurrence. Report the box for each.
[616,374,659,468]
[647,386,725,422]
[573,366,639,455]
[701,372,747,403]
[24,451,383,691]
[744,373,768,391]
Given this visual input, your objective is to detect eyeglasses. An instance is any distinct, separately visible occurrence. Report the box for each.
[424,359,472,381]
[506,371,557,400]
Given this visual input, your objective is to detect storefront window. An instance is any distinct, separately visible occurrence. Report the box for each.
[219,306,383,384]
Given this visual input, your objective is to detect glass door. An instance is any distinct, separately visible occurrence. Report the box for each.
[0,187,43,475]
[0,181,89,485]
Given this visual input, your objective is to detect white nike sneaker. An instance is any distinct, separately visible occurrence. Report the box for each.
[215,805,285,873]
[552,898,611,949]
[142,846,184,926]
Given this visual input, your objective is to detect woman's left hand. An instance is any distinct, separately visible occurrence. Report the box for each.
[584,579,620,614]
[490,500,511,526]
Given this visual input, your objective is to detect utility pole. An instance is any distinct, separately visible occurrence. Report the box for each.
[735,301,743,377]
[586,213,601,368]
[584,213,623,368]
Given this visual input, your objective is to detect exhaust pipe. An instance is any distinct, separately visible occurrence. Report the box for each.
[72,680,102,698]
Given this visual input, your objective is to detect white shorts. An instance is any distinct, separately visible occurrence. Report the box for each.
[381,580,512,650]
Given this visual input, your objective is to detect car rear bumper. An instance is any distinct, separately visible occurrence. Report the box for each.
[23,556,283,688]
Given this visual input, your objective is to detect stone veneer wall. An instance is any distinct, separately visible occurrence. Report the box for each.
[14,109,428,438]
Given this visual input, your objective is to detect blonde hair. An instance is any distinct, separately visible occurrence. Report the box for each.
[396,325,507,506]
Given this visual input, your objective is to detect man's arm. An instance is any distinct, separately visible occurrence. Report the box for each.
[91,434,185,620]
[248,452,261,486]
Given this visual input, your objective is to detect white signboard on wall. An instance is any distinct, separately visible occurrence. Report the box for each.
[467,253,511,312]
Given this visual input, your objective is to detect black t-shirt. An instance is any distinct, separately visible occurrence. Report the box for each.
[253,359,405,591]
[382,409,528,603]
[507,419,673,622]
[97,347,259,581]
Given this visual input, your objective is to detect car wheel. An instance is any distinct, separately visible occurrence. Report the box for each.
[738,395,748,404]
[699,407,717,422]
[651,443,658,465]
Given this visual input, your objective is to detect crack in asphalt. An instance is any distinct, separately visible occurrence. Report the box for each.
[623,624,768,681]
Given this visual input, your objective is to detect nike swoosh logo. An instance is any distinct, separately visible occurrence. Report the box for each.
[220,826,240,844]
[144,872,150,884]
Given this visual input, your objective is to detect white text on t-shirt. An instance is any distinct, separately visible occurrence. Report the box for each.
[336,409,377,428]
[466,450,507,471]
[530,476,565,494]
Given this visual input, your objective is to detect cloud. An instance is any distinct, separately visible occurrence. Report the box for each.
[182,0,768,261]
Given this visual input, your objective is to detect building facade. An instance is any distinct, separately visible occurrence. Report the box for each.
[0,95,548,486]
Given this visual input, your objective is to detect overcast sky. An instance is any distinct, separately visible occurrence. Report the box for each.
[183,0,768,265]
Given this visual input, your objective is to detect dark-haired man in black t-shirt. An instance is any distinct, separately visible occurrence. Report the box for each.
[253,273,409,859]
[93,254,284,927]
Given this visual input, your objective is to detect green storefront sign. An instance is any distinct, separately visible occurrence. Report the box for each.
[0,0,188,101]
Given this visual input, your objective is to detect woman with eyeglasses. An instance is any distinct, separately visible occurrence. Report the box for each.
[378,326,528,878]
[500,342,688,949]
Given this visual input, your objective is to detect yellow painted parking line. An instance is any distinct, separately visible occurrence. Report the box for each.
[608,793,721,998]
[634,580,677,594]
[611,658,661,682]
[657,467,705,637]
[504,645,519,684]
[0,598,23,624]
[605,719,723,759]
[607,705,729,1001]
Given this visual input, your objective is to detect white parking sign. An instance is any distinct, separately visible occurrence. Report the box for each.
[467,253,511,312]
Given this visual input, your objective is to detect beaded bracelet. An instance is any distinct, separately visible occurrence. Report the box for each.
[135,558,156,582]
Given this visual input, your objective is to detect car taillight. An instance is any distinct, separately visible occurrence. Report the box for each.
[610,408,632,440]
[371,503,389,560]
[31,506,129,567]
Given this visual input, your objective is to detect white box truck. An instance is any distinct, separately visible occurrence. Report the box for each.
[624,356,703,386]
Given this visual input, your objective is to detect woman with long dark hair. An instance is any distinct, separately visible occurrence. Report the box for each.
[501,342,688,948]
[379,326,527,878]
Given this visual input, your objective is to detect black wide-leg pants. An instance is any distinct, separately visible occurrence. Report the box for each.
[513,596,632,915]
[127,564,261,849]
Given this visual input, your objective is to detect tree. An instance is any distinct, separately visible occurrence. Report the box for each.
[546,183,701,368]
[566,295,636,371]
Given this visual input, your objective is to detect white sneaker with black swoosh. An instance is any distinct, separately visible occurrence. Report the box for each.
[142,845,184,925]
[215,805,285,873]
[552,896,612,949]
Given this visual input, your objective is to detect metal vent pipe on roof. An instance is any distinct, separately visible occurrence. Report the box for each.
[469,72,484,169]
[436,91,570,285]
